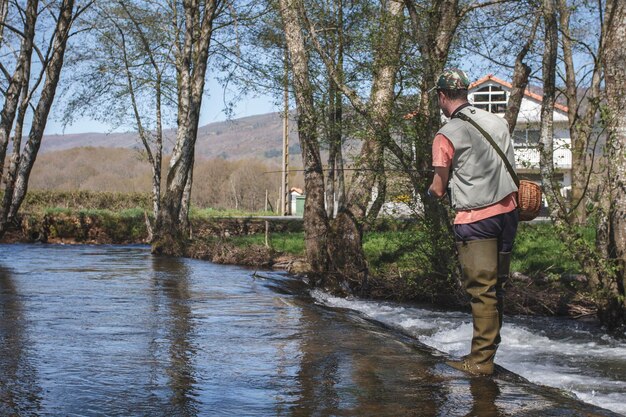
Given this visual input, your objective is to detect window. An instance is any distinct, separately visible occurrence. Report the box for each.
[513,129,540,145]
[471,85,508,114]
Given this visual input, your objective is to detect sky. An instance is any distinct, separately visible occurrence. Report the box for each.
[43,77,279,135]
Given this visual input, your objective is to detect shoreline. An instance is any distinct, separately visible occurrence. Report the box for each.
[1,212,601,327]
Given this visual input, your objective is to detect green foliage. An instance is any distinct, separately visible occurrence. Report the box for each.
[20,190,152,213]
[40,207,148,243]
[223,232,305,255]
[190,207,276,218]
[363,230,431,273]
[512,222,589,277]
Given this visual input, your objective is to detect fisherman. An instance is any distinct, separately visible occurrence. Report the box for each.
[427,68,519,375]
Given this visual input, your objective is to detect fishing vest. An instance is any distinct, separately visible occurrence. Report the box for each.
[437,106,518,211]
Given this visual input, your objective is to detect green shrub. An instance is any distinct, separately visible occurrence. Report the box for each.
[190,207,276,218]
[220,232,305,255]
[512,222,588,276]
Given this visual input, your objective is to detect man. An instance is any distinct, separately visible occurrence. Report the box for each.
[428,68,519,376]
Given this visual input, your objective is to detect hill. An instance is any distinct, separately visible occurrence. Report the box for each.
[41,112,301,161]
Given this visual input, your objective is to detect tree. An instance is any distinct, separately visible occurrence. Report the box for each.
[151,0,226,255]
[278,0,330,275]
[0,0,92,237]
[538,0,560,213]
[316,0,346,219]
[65,0,175,222]
[600,0,626,326]
[534,0,624,329]
[556,0,604,224]
[278,0,406,292]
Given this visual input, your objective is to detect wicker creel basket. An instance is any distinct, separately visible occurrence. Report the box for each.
[518,180,542,221]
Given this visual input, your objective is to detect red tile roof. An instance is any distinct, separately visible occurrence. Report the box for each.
[470,74,569,113]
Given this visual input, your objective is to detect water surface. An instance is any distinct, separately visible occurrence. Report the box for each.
[0,244,622,416]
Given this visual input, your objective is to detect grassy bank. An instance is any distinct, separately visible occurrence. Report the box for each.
[5,190,595,317]
[213,222,594,315]
[220,222,587,278]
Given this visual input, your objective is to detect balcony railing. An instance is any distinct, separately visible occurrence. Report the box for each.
[514,145,572,170]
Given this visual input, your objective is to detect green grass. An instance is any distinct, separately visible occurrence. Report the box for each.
[363,231,429,268]
[190,207,277,218]
[211,232,305,255]
[512,222,589,276]
[43,207,146,217]
[229,222,590,278]
[20,190,152,212]
[224,229,435,271]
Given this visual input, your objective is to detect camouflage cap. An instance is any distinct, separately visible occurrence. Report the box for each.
[436,68,470,90]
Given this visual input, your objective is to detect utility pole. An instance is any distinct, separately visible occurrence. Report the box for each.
[281,49,290,216]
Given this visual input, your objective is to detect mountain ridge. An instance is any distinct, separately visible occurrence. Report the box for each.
[41,112,300,161]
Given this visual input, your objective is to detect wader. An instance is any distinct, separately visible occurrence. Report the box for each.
[447,210,517,375]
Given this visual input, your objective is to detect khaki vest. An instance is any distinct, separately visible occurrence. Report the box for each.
[437,106,518,211]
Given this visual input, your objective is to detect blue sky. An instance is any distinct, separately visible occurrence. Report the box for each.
[44,77,278,135]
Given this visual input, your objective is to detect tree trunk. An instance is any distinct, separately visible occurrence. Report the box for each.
[504,13,539,133]
[0,0,38,198]
[179,152,194,237]
[400,0,464,280]
[152,0,219,256]
[558,0,602,224]
[325,79,339,219]
[2,0,75,229]
[366,166,387,224]
[538,0,560,215]
[326,0,404,293]
[0,0,9,45]
[336,141,345,212]
[119,2,164,223]
[1,37,33,226]
[602,0,626,324]
[324,0,344,220]
[279,0,330,275]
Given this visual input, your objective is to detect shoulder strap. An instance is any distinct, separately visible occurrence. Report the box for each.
[454,111,520,187]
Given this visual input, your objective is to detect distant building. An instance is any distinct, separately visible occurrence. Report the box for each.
[289,187,304,216]
[468,75,572,197]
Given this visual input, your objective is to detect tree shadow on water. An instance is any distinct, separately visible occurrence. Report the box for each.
[149,257,199,417]
[0,266,43,416]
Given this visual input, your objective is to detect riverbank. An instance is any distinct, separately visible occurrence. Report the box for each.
[2,215,595,321]
[183,230,595,319]
[2,190,598,322]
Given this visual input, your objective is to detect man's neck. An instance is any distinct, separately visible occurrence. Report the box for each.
[450,101,471,119]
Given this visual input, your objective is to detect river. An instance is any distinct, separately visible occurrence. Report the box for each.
[0,244,624,416]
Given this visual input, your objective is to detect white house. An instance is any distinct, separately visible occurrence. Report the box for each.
[468,74,572,194]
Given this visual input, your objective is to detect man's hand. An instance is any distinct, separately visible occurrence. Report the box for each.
[428,166,450,200]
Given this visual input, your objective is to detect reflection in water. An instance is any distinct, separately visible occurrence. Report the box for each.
[292,302,447,416]
[0,245,619,417]
[0,266,42,415]
[293,306,341,415]
[467,376,501,417]
[151,257,198,416]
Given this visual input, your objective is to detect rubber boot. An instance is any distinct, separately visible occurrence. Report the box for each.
[495,252,511,345]
[447,238,499,376]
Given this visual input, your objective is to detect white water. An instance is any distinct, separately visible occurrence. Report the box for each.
[311,290,626,416]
